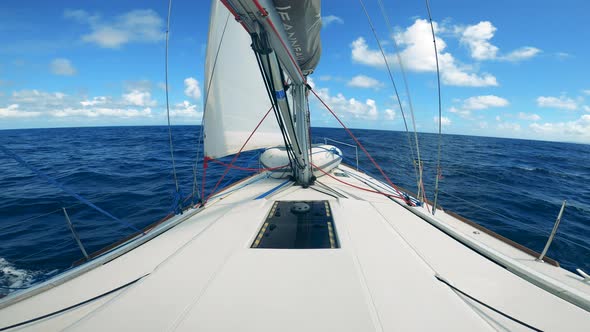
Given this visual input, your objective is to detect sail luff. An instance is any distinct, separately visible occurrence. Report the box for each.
[203,0,286,159]
[220,0,322,185]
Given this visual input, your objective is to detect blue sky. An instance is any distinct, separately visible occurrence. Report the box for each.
[1,0,589,143]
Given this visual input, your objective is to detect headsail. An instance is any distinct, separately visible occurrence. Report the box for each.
[203,1,284,159]
[272,0,322,75]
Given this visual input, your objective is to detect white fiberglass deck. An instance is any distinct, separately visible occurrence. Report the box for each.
[1,165,589,331]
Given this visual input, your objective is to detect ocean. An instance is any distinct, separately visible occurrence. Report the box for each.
[1,125,589,294]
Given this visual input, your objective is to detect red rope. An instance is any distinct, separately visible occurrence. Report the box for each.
[200,156,209,204]
[220,0,251,32]
[208,158,289,172]
[311,162,402,199]
[203,106,274,203]
[310,89,404,198]
[251,0,269,17]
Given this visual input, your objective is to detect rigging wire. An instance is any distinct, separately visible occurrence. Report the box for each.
[0,145,141,234]
[251,33,300,173]
[425,0,444,215]
[374,0,421,196]
[195,10,232,204]
[164,0,181,207]
[12,238,75,263]
[311,162,403,199]
[191,125,204,205]
[203,106,275,203]
[0,180,173,235]
[310,88,405,198]
[207,158,289,172]
[357,0,424,200]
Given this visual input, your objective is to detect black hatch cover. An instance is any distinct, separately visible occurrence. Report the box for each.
[251,201,339,249]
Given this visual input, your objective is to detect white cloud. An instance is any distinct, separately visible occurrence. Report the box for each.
[12,90,67,105]
[448,106,471,118]
[52,107,152,118]
[497,122,521,131]
[555,52,571,60]
[582,89,590,96]
[5,88,155,120]
[351,19,498,87]
[536,96,578,110]
[502,47,541,61]
[459,21,498,60]
[441,68,498,87]
[351,38,387,68]
[434,116,451,126]
[314,86,378,120]
[347,75,383,89]
[171,101,201,118]
[518,112,541,121]
[384,109,395,120]
[458,21,540,62]
[122,89,157,107]
[183,77,201,100]
[322,15,343,27]
[584,105,590,112]
[80,96,108,107]
[529,115,590,143]
[50,58,77,76]
[450,95,509,118]
[463,95,509,110]
[0,104,41,118]
[65,9,164,48]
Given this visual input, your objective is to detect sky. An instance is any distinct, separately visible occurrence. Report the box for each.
[1,0,589,143]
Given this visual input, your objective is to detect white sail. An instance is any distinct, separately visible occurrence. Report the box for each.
[203,0,285,159]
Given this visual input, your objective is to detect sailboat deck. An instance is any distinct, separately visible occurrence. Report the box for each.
[1,165,589,331]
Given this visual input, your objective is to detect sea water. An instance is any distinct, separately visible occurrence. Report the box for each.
[1,126,588,294]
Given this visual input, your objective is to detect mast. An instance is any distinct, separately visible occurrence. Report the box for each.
[252,35,311,185]
[220,0,320,186]
[293,83,312,185]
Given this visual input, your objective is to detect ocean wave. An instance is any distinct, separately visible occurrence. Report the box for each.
[0,258,57,295]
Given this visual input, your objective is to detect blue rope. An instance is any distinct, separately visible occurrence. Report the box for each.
[0,145,141,233]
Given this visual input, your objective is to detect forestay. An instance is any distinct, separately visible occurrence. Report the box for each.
[203,0,284,159]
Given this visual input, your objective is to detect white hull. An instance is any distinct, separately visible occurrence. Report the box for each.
[1,163,589,331]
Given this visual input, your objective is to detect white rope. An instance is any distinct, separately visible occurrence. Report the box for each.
[374,0,422,197]
[359,0,424,202]
[164,0,180,194]
[425,0,444,215]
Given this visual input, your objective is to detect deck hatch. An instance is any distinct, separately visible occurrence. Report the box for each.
[252,201,339,249]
